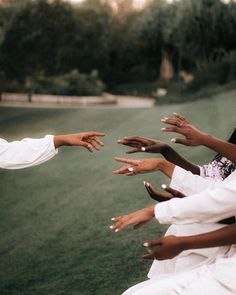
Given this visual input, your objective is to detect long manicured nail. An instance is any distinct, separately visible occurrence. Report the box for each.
[171,138,176,143]
[141,147,146,151]
[110,225,114,229]
[161,119,166,122]
[161,128,166,131]
[143,242,149,247]
[162,184,167,189]
[111,218,115,221]
[128,167,134,172]
[115,229,119,232]
[143,181,146,185]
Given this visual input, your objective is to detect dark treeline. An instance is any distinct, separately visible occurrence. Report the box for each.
[0,0,236,98]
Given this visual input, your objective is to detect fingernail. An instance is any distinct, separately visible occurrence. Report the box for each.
[115,229,119,232]
[128,167,134,172]
[171,138,176,143]
[143,181,146,185]
[161,128,166,131]
[161,119,166,122]
[111,218,115,221]
[162,184,167,189]
[146,182,150,187]
[141,147,146,151]
[110,225,114,229]
[143,242,149,247]
[164,117,168,119]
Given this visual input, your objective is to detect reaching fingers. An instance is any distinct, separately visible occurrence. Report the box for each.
[161,126,183,133]
[171,137,190,145]
[87,131,105,137]
[79,141,94,152]
[161,117,184,128]
[126,147,141,154]
[92,136,104,147]
[173,112,188,122]
[87,138,101,151]
[113,165,137,176]
[109,216,132,232]
[115,157,139,166]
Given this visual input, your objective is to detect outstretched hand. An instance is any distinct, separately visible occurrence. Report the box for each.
[110,205,155,232]
[113,157,162,176]
[54,131,105,152]
[117,136,168,154]
[143,181,186,202]
[142,235,184,260]
[161,112,207,146]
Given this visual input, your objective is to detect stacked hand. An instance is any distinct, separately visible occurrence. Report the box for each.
[144,181,186,202]
[142,235,185,260]
[54,131,105,152]
[117,136,168,154]
[161,112,207,146]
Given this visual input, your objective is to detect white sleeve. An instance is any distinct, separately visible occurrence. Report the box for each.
[170,166,221,196]
[155,178,236,225]
[0,135,58,169]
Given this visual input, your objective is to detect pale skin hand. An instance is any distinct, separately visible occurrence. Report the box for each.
[143,223,236,261]
[53,131,105,152]
[110,205,155,232]
[161,112,236,163]
[113,157,175,178]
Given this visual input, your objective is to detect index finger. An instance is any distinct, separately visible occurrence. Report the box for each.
[88,132,106,137]
[173,112,187,121]
[114,157,139,165]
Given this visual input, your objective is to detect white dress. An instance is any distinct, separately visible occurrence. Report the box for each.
[0,135,58,169]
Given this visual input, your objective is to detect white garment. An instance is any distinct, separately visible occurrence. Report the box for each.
[148,166,235,278]
[155,167,236,224]
[122,251,236,295]
[123,168,236,295]
[0,135,58,169]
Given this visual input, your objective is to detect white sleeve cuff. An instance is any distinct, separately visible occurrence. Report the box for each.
[169,166,188,192]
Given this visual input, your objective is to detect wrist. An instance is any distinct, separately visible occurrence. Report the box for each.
[54,135,68,148]
[200,133,213,147]
[178,236,190,252]
[146,205,155,218]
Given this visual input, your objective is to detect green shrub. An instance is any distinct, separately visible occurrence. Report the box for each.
[34,69,105,96]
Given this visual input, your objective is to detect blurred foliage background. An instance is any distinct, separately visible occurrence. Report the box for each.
[0,0,236,101]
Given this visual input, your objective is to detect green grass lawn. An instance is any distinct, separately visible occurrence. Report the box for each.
[0,92,235,295]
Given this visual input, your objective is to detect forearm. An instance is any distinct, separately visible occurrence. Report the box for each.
[53,135,69,148]
[181,224,236,251]
[202,134,236,164]
[162,146,200,175]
